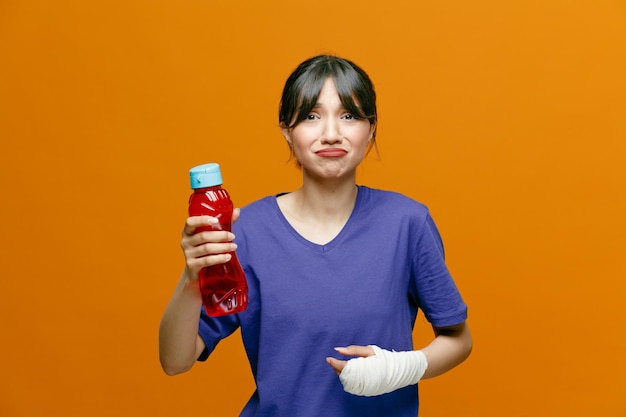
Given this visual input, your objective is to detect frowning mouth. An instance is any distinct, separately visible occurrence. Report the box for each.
[316,148,347,157]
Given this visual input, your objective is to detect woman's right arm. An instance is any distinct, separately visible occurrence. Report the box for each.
[158,214,238,376]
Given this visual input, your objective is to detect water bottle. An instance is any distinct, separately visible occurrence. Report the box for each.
[188,163,248,316]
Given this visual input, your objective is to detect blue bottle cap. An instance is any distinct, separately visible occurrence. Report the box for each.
[189,163,223,189]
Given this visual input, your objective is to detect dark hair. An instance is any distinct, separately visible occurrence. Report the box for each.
[279,55,378,139]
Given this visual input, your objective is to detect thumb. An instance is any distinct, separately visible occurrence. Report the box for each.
[325,357,347,375]
[232,208,241,223]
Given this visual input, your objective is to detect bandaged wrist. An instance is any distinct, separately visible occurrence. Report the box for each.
[338,345,428,397]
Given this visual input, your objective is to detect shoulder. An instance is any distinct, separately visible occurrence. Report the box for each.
[234,195,281,231]
[359,186,430,217]
[239,194,279,213]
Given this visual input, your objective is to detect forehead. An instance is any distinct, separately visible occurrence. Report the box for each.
[314,78,342,104]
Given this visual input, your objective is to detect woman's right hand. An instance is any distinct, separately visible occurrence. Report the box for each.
[180,209,240,282]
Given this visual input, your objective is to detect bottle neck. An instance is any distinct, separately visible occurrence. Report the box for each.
[193,185,223,192]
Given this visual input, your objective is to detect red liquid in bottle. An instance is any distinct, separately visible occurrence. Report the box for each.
[188,174,248,316]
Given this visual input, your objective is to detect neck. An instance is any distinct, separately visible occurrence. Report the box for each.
[276,173,359,245]
[288,174,358,224]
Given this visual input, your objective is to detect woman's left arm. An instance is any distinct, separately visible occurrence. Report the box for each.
[326,321,472,396]
[327,322,472,376]
[420,321,472,379]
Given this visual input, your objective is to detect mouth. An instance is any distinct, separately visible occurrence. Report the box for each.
[316,148,347,157]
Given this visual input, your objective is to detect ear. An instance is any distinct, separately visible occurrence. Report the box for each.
[368,121,377,141]
[280,122,292,146]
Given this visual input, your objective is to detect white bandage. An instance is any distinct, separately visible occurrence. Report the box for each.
[338,345,428,397]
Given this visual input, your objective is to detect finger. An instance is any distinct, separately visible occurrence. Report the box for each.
[181,234,236,259]
[183,230,235,247]
[187,252,233,270]
[232,208,241,223]
[325,357,348,375]
[184,241,237,260]
[183,252,233,281]
[334,345,376,358]
[182,216,219,236]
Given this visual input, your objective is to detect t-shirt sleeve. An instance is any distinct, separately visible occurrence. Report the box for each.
[197,309,241,361]
[409,212,468,327]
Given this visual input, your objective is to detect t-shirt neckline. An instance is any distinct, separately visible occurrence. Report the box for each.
[271,186,366,253]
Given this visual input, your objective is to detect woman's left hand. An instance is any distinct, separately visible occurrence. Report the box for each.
[326,345,376,375]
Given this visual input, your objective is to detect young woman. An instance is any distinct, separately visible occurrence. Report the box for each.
[159,55,472,417]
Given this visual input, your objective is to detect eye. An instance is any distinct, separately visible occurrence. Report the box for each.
[306,113,319,120]
[342,114,359,120]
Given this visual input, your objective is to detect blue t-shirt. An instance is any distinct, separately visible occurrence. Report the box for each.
[198,186,467,417]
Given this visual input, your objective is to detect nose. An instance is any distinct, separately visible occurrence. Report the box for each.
[321,118,342,144]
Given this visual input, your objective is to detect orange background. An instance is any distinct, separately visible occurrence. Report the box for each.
[1,1,625,416]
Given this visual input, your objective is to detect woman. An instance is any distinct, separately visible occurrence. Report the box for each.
[159,55,472,417]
